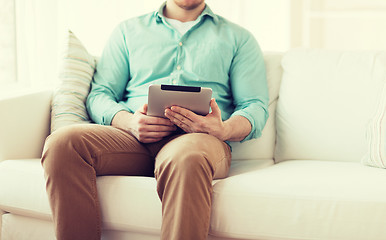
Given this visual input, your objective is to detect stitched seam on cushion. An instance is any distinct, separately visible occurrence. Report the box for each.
[371,81,386,167]
[378,81,386,166]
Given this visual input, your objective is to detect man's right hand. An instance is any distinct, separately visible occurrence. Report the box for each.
[111,104,177,143]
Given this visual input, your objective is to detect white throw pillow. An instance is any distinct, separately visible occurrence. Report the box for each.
[51,30,95,132]
[362,80,386,168]
[275,49,386,163]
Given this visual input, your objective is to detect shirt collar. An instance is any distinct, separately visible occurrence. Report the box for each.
[154,1,218,24]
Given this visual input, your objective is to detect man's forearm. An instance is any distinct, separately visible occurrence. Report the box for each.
[222,115,252,142]
[111,110,134,131]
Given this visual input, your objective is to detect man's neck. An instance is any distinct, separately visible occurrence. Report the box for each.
[164,0,206,22]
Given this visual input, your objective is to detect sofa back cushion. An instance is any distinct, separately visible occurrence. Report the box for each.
[51,30,95,132]
[275,49,386,163]
[230,53,282,161]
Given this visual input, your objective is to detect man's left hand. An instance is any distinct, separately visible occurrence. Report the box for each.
[164,98,228,141]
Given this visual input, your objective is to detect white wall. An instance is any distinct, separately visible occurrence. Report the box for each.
[57,0,163,56]
[293,0,386,50]
[209,0,291,52]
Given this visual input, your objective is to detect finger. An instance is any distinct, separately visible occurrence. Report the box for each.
[164,108,191,124]
[142,124,177,132]
[169,106,199,122]
[137,129,175,142]
[140,114,175,126]
[165,114,190,132]
[164,109,193,132]
[140,131,175,139]
[140,137,163,143]
[139,104,148,114]
[175,121,191,133]
[210,98,221,116]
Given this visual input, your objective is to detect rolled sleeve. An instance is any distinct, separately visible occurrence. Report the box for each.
[101,102,130,126]
[86,24,131,125]
[229,31,269,142]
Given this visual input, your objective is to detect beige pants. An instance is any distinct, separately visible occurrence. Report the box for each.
[41,124,231,240]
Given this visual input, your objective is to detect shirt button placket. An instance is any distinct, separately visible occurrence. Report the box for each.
[175,40,183,84]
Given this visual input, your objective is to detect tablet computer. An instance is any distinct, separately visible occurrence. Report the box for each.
[147,84,212,118]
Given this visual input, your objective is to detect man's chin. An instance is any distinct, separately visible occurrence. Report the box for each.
[175,0,205,11]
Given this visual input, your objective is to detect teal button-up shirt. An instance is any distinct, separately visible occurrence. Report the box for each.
[86,3,269,141]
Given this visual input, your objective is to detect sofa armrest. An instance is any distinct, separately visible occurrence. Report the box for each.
[0,89,52,161]
[0,210,4,240]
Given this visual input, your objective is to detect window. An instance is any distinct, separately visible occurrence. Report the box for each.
[0,0,16,87]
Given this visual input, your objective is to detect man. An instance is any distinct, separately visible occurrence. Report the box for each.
[41,0,269,239]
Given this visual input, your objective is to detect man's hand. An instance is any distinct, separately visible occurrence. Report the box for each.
[111,104,177,143]
[164,98,229,141]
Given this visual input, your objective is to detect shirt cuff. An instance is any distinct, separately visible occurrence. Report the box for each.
[102,103,130,125]
[230,110,260,142]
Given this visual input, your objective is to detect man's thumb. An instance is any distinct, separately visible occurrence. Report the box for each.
[140,103,148,114]
[210,98,220,115]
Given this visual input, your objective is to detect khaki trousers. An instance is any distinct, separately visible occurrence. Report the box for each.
[41,124,231,240]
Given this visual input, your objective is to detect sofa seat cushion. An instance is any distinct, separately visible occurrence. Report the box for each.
[0,160,51,219]
[0,158,273,235]
[211,160,386,240]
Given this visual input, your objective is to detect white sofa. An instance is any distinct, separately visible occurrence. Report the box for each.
[1,49,385,240]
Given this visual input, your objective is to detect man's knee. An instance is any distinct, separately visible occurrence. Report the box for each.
[41,125,90,174]
[44,125,89,154]
[155,133,225,178]
[155,149,213,181]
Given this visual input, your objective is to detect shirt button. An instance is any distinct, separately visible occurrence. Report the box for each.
[179,42,183,46]
[176,65,181,70]
[172,80,177,84]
